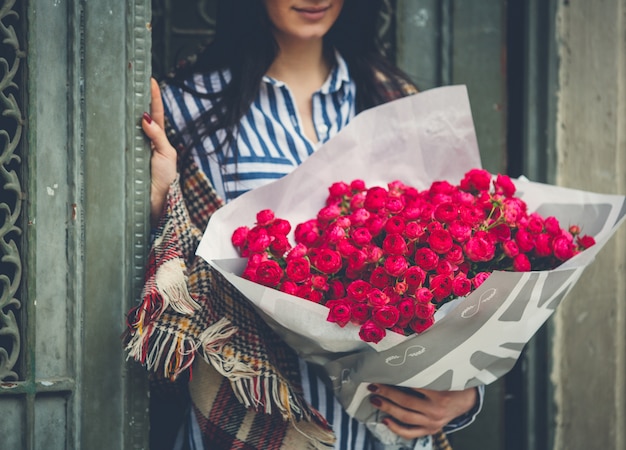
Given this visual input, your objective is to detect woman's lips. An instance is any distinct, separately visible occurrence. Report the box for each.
[293,5,332,21]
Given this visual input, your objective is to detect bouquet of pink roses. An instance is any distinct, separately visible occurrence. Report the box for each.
[197,85,625,445]
[230,170,595,345]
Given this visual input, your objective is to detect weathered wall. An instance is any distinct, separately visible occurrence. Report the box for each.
[552,1,626,449]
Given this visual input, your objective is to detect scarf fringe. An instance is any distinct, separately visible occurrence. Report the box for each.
[229,373,332,435]
[155,258,201,315]
[238,375,335,447]
[125,317,236,380]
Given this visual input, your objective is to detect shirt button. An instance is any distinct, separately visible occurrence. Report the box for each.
[318,124,329,134]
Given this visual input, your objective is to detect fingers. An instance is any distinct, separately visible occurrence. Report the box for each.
[149,77,165,129]
[368,385,478,439]
[368,385,440,438]
[142,111,173,157]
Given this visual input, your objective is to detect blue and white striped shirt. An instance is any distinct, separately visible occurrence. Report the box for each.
[165,52,480,450]
[163,51,355,202]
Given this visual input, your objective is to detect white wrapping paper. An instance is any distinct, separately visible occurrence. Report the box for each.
[196,85,626,444]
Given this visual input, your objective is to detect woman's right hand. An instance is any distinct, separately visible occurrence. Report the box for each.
[142,77,178,227]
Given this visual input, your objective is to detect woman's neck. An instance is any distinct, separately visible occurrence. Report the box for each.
[266,38,330,90]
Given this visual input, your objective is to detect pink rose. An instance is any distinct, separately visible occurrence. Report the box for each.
[404,266,426,287]
[403,221,424,240]
[350,208,371,226]
[534,233,552,257]
[544,216,561,235]
[372,305,400,328]
[459,204,486,226]
[369,266,391,289]
[364,186,388,212]
[515,228,535,252]
[256,209,275,226]
[464,235,496,262]
[337,239,357,258]
[364,244,384,263]
[512,254,531,272]
[448,220,472,243]
[452,275,472,297]
[385,197,405,214]
[434,202,459,223]
[313,248,343,274]
[280,280,298,295]
[326,299,352,327]
[444,244,465,265]
[359,320,386,343]
[347,250,367,272]
[430,274,452,302]
[502,240,520,258]
[427,229,454,254]
[494,174,516,197]
[367,289,389,307]
[415,287,433,303]
[328,181,351,197]
[460,169,492,192]
[286,243,308,260]
[472,272,491,288]
[429,180,456,196]
[350,192,366,210]
[350,302,370,324]
[489,223,511,242]
[397,298,415,319]
[553,236,574,261]
[247,227,272,253]
[382,234,409,256]
[350,179,366,191]
[267,218,291,237]
[527,213,544,234]
[414,247,439,271]
[384,216,406,234]
[270,235,291,256]
[384,255,409,277]
[231,226,250,248]
[324,224,346,244]
[317,204,341,225]
[414,301,435,320]
[436,259,455,276]
[328,279,346,299]
[409,316,435,334]
[577,235,596,249]
[255,260,283,287]
[365,215,386,237]
[294,219,320,246]
[347,280,372,302]
[394,281,408,295]
[311,275,329,291]
[285,257,311,283]
[502,198,525,224]
[351,227,373,247]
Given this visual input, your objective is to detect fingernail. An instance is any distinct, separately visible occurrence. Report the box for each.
[370,396,382,407]
[382,418,390,427]
[143,112,152,124]
[367,384,378,392]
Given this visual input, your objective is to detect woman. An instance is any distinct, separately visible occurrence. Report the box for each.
[126,1,482,449]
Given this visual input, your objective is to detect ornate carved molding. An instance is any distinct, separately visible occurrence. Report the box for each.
[0,0,24,382]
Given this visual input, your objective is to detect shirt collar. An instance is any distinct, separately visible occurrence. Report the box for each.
[262,49,351,94]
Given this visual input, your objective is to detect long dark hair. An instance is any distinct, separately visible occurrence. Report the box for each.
[168,0,415,157]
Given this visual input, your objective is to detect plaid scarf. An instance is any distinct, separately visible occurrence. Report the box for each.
[123,72,453,449]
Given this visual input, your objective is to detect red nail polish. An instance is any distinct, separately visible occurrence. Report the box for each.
[370,396,382,407]
[143,112,152,124]
[367,384,378,392]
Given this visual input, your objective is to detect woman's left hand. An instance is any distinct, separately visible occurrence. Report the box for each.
[367,384,478,439]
